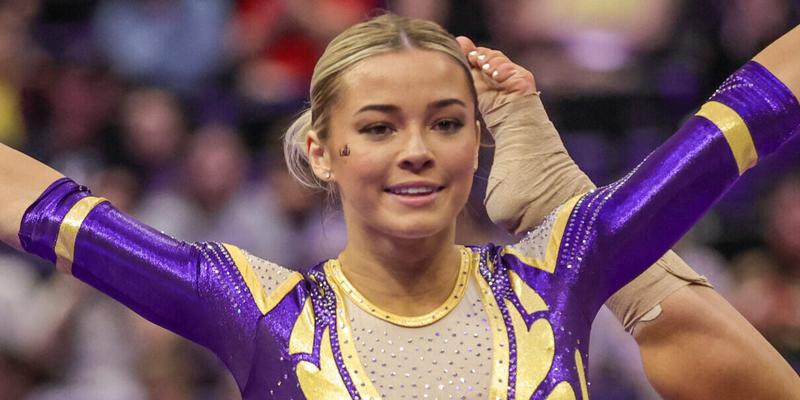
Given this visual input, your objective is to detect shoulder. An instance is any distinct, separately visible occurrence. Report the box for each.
[204,242,308,316]
[502,197,582,273]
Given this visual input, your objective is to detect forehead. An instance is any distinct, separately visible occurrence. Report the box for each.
[338,49,472,109]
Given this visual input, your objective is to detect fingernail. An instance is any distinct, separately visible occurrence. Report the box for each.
[477,54,486,61]
[468,51,477,58]
[492,70,499,79]
[482,63,491,71]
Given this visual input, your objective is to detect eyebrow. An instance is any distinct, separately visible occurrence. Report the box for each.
[354,98,467,116]
[428,98,467,111]
[355,104,400,115]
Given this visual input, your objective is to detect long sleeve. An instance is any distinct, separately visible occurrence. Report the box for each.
[558,61,800,312]
[17,178,264,385]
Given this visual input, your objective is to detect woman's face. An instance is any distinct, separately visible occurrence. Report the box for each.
[309,49,479,240]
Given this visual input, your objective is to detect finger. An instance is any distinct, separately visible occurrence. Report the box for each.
[489,64,519,83]
[476,51,509,79]
[473,48,505,70]
[458,37,484,68]
[456,36,477,55]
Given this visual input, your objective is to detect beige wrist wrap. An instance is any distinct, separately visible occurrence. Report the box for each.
[481,93,595,234]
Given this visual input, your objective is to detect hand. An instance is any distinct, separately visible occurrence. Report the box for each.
[456,36,537,116]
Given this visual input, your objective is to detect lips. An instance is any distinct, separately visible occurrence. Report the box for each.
[384,182,445,196]
[384,182,446,207]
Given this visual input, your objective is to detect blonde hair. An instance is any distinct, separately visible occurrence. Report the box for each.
[283,13,476,192]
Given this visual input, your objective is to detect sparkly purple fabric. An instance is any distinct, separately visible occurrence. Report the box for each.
[481,246,591,399]
[497,62,800,398]
[710,61,800,157]
[18,179,293,394]
[17,63,800,399]
[243,279,307,398]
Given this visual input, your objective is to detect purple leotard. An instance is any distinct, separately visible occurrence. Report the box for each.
[18,62,800,399]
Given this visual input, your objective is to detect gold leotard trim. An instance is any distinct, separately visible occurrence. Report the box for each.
[696,101,757,175]
[222,243,303,315]
[323,269,382,398]
[56,196,107,273]
[501,194,583,273]
[326,246,472,328]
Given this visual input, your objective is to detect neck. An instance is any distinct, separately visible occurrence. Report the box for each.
[337,222,462,317]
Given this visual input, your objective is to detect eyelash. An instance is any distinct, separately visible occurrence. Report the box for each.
[358,119,465,136]
[359,123,395,136]
[432,119,464,133]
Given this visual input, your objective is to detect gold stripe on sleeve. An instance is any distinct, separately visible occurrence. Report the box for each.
[695,101,758,175]
[55,197,107,274]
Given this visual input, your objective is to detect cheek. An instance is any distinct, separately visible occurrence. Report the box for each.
[334,147,390,196]
[442,141,479,179]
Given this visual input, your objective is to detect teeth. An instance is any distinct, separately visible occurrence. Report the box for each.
[391,187,436,195]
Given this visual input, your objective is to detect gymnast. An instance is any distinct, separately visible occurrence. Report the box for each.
[1,13,799,399]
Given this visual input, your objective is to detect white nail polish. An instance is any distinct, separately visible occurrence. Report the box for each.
[477,54,486,61]
[482,63,491,70]
[492,70,499,79]
[468,51,477,58]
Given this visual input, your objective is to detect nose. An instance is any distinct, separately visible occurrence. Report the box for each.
[399,131,434,172]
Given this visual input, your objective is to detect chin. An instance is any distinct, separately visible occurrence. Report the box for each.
[379,214,454,240]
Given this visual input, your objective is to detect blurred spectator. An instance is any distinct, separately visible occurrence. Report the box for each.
[261,149,348,267]
[720,0,797,62]
[136,123,348,269]
[0,1,40,149]
[119,86,187,189]
[92,0,231,95]
[135,124,249,239]
[30,62,121,183]
[392,0,492,44]
[485,0,682,96]
[0,253,89,400]
[230,0,378,146]
[732,171,800,369]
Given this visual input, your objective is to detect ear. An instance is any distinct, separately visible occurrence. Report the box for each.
[306,130,333,181]
[473,120,481,171]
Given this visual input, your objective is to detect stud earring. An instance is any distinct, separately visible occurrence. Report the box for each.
[324,171,331,180]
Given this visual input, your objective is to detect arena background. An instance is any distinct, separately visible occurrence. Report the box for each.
[0,1,798,399]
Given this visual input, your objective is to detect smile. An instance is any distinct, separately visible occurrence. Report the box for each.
[384,183,445,196]
[384,183,446,207]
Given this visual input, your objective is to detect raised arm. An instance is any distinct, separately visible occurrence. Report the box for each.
[457,36,708,327]
[577,44,800,306]
[0,144,271,385]
[632,27,800,398]
[459,30,800,398]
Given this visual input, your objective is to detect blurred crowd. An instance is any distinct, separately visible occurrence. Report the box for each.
[0,1,798,399]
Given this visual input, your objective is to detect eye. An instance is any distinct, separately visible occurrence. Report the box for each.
[432,119,464,133]
[359,123,395,136]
